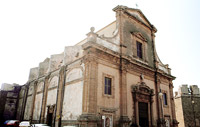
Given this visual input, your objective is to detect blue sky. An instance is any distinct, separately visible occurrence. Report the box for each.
[0,0,200,91]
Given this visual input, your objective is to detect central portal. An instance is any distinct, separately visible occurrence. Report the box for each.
[131,81,154,127]
[139,102,149,127]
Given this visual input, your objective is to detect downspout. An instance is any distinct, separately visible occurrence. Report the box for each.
[119,8,123,118]
[151,26,161,126]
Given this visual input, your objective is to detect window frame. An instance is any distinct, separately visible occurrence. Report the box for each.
[161,90,169,108]
[136,41,143,59]
[131,32,148,62]
[163,92,168,106]
[104,77,112,95]
[102,73,114,98]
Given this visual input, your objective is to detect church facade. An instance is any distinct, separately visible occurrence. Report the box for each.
[16,5,178,127]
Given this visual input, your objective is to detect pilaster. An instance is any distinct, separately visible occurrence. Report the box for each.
[21,83,29,120]
[169,81,178,127]
[80,48,98,126]
[30,81,38,122]
[40,74,50,123]
[54,66,66,127]
[82,54,98,114]
[119,61,130,127]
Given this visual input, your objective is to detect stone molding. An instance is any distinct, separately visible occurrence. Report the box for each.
[131,81,154,126]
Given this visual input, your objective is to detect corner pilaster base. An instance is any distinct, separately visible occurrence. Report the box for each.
[172,119,179,127]
[119,116,131,127]
[78,114,101,127]
[157,118,166,127]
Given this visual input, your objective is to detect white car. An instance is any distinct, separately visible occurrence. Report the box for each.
[19,121,30,127]
[31,124,48,127]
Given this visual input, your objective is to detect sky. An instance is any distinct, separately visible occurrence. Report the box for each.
[0,0,200,92]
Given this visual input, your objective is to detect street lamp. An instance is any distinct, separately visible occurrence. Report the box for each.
[188,86,196,127]
[158,91,164,127]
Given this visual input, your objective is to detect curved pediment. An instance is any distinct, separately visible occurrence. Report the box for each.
[131,82,154,96]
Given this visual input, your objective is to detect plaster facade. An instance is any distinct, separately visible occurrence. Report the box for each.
[14,5,178,127]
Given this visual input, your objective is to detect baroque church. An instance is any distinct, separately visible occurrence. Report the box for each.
[15,5,178,127]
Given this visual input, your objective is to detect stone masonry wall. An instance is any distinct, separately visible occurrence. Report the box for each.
[175,85,200,127]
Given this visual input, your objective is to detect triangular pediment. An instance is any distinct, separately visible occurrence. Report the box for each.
[113,5,157,32]
[126,9,152,28]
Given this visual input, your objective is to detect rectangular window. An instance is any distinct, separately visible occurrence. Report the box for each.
[163,93,168,105]
[137,41,143,59]
[105,77,112,95]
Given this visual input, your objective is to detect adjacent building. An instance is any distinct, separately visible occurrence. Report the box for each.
[14,5,178,127]
[175,85,200,127]
[0,83,21,126]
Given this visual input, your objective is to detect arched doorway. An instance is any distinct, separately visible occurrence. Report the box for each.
[46,105,55,126]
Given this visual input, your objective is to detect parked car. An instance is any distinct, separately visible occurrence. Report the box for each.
[19,121,30,127]
[4,120,20,127]
[31,124,47,127]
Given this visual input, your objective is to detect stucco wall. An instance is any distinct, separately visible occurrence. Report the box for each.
[62,67,84,120]
[24,83,34,120]
[47,89,57,105]
[49,54,64,72]
[97,21,117,37]
[37,82,44,92]
[29,67,38,81]
[121,13,154,67]
[160,83,172,117]
[64,46,83,65]
[62,81,83,120]
[96,37,120,52]
[38,58,50,77]
[45,89,57,118]
[16,98,23,120]
[144,79,157,123]
[45,76,58,118]
[33,93,43,120]
[16,86,26,120]
[66,68,83,83]
[19,88,25,98]
[97,63,120,117]
[24,96,33,120]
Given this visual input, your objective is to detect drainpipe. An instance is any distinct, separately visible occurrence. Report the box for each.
[151,26,163,127]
